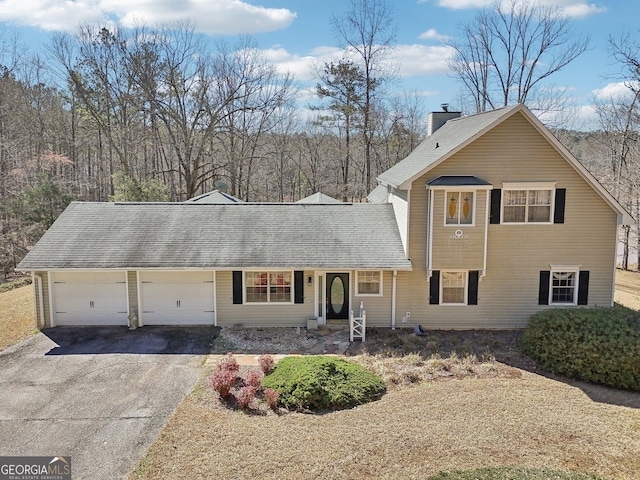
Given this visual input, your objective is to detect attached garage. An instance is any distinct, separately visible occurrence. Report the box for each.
[51,271,128,326]
[139,271,215,326]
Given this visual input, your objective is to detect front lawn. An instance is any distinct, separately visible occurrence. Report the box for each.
[129,367,640,480]
[0,284,36,351]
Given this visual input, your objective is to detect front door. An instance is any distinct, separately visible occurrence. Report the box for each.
[326,273,349,320]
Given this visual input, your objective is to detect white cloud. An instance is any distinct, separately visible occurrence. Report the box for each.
[0,0,296,34]
[593,82,638,100]
[260,46,342,82]
[433,0,607,18]
[261,43,454,83]
[394,44,455,76]
[418,28,449,42]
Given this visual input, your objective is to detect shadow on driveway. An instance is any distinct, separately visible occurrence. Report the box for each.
[42,326,220,355]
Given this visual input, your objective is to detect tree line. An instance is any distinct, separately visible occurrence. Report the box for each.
[2,0,640,277]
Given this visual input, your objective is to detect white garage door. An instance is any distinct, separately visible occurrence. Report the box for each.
[140,271,215,325]
[52,272,128,326]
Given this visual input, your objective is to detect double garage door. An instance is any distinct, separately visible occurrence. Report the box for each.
[52,271,215,326]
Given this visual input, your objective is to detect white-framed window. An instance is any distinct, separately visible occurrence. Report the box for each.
[502,183,555,224]
[245,271,292,303]
[441,271,467,305]
[445,191,474,226]
[356,271,383,296]
[550,268,579,305]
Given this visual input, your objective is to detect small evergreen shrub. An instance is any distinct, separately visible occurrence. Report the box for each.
[522,306,640,391]
[261,356,386,411]
[427,467,606,479]
[258,354,275,375]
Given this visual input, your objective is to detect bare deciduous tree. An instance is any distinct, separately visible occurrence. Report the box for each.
[447,0,589,114]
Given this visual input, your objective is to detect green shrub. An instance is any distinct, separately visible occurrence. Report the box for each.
[522,306,640,391]
[427,467,606,480]
[261,356,386,411]
[0,277,32,293]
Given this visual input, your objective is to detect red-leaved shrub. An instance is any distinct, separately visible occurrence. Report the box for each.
[208,368,237,398]
[258,354,275,374]
[235,385,257,409]
[244,368,263,389]
[217,353,240,373]
[263,388,280,410]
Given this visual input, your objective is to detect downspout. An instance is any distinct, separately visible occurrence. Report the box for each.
[391,270,397,330]
[34,273,45,330]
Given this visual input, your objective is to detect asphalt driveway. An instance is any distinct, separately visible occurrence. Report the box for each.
[0,326,217,480]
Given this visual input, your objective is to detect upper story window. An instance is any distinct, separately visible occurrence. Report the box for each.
[502,183,555,224]
[245,271,292,303]
[445,191,474,225]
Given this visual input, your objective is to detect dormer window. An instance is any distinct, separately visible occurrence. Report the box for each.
[446,191,474,225]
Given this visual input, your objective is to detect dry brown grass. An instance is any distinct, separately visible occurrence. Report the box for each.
[0,284,36,351]
[130,371,640,480]
[614,269,640,310]
[129,273,640,480]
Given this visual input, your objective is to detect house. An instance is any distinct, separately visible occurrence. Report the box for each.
[17,104,632,330]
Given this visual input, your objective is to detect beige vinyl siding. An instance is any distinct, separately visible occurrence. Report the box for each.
[396,110,619,328]
[431,190,487,271]
[216,270,314,327]
[127,271,137,315]
[216,270,395,327]
[389,190,408,254]
[352,270,394,327]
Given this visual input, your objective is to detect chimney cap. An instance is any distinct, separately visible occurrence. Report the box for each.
[441,103,449,112]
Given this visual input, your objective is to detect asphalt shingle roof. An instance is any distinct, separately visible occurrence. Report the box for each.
[378,105,520,188]
[17,202,412,271]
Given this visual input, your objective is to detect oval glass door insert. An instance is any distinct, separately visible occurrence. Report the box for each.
[330,276,344,313]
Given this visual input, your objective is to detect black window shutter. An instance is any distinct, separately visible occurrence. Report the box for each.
[578,271,589,305]
[232,271,243,304]
[294,271,304,304]
[429,271,440,305]
[554,188,566,224]
[468,271,479,305]
[538,271,550,305]
[490,189,501,224]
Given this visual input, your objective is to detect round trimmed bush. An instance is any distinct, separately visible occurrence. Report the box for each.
[522,306,640,391]
[261,356,386,410]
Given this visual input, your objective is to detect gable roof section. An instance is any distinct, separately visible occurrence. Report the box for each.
[17,202,411,271]
[295,192,342,204]
[185,190,243,203]
[377,103,632,224]
[378,105,519,189]
[367,184,388,203]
